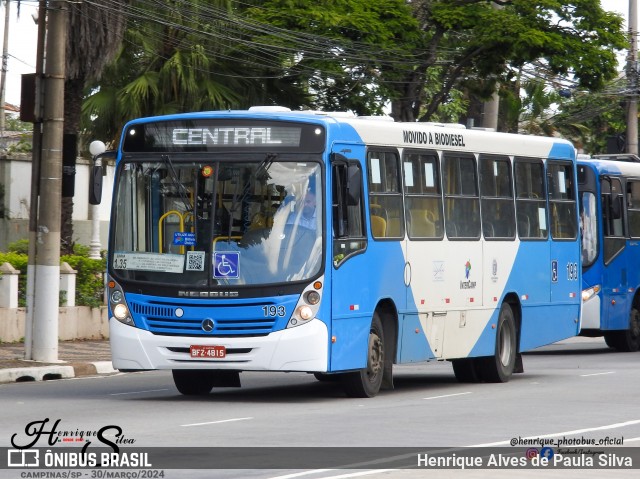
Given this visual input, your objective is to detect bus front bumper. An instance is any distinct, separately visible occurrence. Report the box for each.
[580,294,601,330]
[109,317,329,372]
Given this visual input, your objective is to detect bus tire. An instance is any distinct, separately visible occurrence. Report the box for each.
[479,302,517,383]
[172,370,215,395]
[313,372,339,382]
[605,307,640,352]
[341,313,385,398]
[452,358,481,383]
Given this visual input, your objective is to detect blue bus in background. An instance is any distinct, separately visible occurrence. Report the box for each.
[92,107,582,397]
[578,154,640,351]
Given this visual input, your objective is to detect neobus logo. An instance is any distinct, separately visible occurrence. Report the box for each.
[178,291,239,298]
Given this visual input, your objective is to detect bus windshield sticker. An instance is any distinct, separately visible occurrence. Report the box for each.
[213,252,240,279]
[404,162,414,187]
[538,208,547,230]
[112,252,185,273]
[425,163,435,187]
[186,251,206,271]
[173,232,196,246]
[371,158,382,184]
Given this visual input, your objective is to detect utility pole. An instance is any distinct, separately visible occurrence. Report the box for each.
[482,1,502,131]
[628,0,638,155]
[31,0,66,362]
[25,0,47,360]
[0,0,10,136]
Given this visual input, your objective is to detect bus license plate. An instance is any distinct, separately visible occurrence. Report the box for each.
[190,345,226,358]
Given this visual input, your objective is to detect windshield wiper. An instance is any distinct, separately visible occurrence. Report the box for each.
[226,153,277,239]
[161,154,192,214]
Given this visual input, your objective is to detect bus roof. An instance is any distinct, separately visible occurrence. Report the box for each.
[578,156,640,177]
[123,108,575,158]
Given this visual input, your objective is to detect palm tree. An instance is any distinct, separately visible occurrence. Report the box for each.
[62,0,129,254]
[82,0,284,146]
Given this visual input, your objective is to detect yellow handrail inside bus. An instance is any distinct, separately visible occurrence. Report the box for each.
[158,210,186,254]
[212,236,242,249]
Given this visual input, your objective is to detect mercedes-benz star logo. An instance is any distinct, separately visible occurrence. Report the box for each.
[201,318,215,332]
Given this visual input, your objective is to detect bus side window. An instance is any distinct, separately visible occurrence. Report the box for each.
[548,161,578,240]
[628,181,640,238]
[403,151,444,239]
[368,150,405,239]
[601,176,626,264]
[479,155,515,240]
[332,160,366,267]
[515,158,547,240]
[443,152,480,239]
[601,177,624,237]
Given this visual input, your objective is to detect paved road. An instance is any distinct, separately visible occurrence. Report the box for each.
[1,337,639,479]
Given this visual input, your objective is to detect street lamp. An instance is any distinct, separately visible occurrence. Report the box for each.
[88,140,106,259]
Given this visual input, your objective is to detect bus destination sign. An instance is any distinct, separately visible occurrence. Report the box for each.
[122,119,325,152]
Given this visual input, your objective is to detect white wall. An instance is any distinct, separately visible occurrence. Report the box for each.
[0,153,114,249]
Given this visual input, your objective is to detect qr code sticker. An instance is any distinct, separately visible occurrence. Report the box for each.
[186,251,206,271]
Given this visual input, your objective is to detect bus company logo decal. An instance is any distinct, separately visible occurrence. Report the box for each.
[433,261,445,282]
[460,260,477,289]
[491,259,499,283]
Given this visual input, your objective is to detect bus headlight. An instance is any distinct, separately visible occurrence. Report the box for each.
[297,305,314,320]
[305,291,320,305]
[287,276,324,328]
[108,277,136,327]
[582,285,601,302]
[113,303,130,321]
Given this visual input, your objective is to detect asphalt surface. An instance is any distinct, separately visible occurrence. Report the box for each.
[0,339,115,383]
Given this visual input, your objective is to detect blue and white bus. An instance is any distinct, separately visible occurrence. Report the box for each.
[578,154,640,351]
[93,107,582,397]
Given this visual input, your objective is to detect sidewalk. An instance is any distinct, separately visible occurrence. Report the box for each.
[0,340,116,384]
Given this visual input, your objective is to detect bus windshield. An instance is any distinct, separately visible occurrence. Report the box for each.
[110,156,323,287]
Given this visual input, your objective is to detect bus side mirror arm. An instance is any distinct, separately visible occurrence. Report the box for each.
[89,164,104,205]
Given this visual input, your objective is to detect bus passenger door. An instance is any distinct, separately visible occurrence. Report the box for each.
[600,176,628,330]
[547,161,582,340]
[329,152,375,371]
[401,151,444,361]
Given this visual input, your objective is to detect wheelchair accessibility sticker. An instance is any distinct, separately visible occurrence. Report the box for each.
[213,252,239,279]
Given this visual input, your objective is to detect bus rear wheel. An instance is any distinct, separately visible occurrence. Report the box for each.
[604,307,640,352]
[172,370,215,395]
[341,313,385,398]
[478,302,517,383]
[452,358,482,383]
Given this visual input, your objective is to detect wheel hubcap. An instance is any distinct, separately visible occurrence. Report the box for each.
[499,322,513,367]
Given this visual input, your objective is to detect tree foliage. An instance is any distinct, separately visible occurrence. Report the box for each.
[62,0,129,254]
[82,0,627,144]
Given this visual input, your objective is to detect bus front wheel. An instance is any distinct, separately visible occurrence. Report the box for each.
[341,313,385,398]
[604,307,640,352]
[172,370,215,395]
[479,302,517,383]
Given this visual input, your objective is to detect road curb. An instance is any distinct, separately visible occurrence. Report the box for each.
[0,361,117,384]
